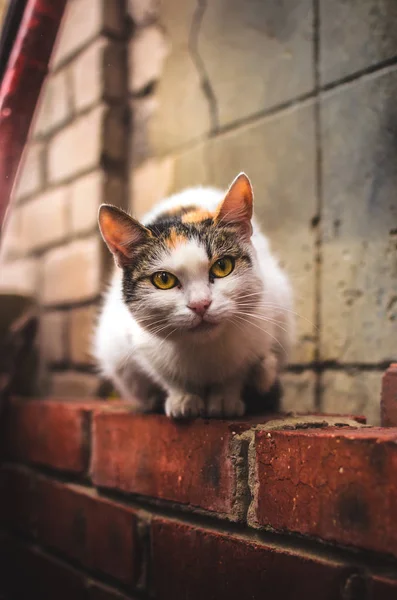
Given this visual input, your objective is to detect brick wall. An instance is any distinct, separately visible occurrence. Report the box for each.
[129,0,397,424]
[0,0,129,396]
[1,396,397,599]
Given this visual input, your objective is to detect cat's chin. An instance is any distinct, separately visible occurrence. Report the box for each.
[189,320,219,333]
[184,319,223,341]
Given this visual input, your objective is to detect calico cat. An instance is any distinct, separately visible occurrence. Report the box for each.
[94,173,294,418]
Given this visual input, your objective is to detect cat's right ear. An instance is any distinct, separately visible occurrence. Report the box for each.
[98,205,151,267]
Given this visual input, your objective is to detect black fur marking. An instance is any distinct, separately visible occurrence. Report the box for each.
[120,211,253,305]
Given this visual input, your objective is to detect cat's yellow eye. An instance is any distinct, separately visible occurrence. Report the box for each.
[151,271,178,290]
[210,256,235,279]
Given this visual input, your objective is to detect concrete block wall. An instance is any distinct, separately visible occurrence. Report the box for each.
[0,0,396,422]
[0,0,129,396]
[129,0,397,423]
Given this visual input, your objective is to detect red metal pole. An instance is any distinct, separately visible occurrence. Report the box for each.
[0,0,67,230]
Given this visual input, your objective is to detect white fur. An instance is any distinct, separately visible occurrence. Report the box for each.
[94,186,294,418]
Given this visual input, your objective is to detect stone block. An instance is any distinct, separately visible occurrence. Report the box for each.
[320,0,397,85]
[127,0,159,26]
[50,372,100,397]
[0,207,23,261]
[130,95,158,165]
[70,39,106,112]
[70,304,98,365]
[70,171,103,235]
[14,143,44,200]
[321,370,381,425]
[149,49,211,154]
[103,0,127,36]
[69,38,126,113]
[320,69,397,363]
[280,371,316,414]
[171,142,211,192]
[33,69,71,136]
[19,188,69,252]
[52,0,124,68]
[40,311,67,364]
[47,106,104,183]
[130,157,174,218]
[104,174,126,208]
[103,41,126,101]
[199,0,314,127]
[209,103,317,363]
[147,0,211,153]
[381,363,397,426]
[103,106,128,163]
[0,258,39,297]
[42,237,102,305]
[128,25,168,94]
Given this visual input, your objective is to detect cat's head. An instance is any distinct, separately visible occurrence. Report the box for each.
[98,173,263,341]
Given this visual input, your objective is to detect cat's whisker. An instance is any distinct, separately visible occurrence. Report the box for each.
[237,302,317,329]
[228,317,251,337]
[157,327,178,350]
[236,311,290,335]
[233,314,287,355]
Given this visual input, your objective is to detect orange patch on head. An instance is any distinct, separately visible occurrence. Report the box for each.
[181,209,214,224]
[166,228,187,248]
[161,205,198,218]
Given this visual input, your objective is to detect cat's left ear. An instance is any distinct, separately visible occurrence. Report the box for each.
[214,172,253,238]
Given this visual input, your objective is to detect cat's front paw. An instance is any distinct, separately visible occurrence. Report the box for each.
[165,392,205,419]
[207,392,245,418]
[254,353,278,393]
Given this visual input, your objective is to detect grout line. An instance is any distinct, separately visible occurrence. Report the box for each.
[320,54,397,95]
[3,463,397,578]
[0,528,150,600]
[145,57,397,160]
[287,362,392,372]
[313,0,323,411]
[188,0,219,133]
[211,91,316,138]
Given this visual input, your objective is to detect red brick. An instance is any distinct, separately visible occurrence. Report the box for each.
[91,413,257,516]
[253,427,397,557]
[0,534,87,600]
[4,399,91,472]
[0,466,35,533]
[381,364,397,426]
[88,582,133,600]
[151,519,360,600]
[91,413,366,517]
[34,478,141,586]
[3,399,128,473]
[370,574,397,599]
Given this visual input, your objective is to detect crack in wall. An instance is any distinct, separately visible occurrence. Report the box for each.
[188,0,219,133]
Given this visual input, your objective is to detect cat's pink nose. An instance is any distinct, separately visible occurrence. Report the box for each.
[188,299,212,316]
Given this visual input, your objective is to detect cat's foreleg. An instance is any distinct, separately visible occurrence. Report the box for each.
[206,379,246,418]
[252,353,279,394]
[113,362,161,412]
